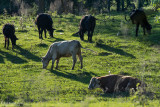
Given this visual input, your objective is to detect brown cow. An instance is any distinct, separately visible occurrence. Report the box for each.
[129,9,152,37]
[42,40,83,70]
[88,75,146,93]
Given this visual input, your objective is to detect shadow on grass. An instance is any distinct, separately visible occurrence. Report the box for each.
[15,46,41,62]
[72,33,79,37]
[96,44,136,58]
[18,29,28,32]
[36,43,48,48]
[98,91,130,98]
[47,37,65,43]
[51,69,97,84]
[55,30,64,32]
[0,50,27,64]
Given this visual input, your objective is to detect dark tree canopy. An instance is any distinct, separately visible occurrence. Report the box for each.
[0,0,151,15]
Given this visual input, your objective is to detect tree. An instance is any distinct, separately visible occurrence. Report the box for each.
[38,0,45,13]
[107,0,111,12]
[116,0,121,11]
[137,0,143,9]
[121,0,124,11]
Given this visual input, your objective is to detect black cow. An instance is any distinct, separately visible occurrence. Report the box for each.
[2,23,18,49]
[76,15,96,42]
[35,13,56,39]
[129,9,152,37]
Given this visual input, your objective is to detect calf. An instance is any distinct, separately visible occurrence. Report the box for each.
[130,9,152,37]
[35,13,56,39]
[2,23,18,49]
[88,75,146,93]
[76,15,96,42]
[42,40,83,70]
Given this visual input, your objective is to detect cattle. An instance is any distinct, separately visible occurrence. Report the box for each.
[129,9,152,37]
[76,15,96,42]
[2,23,18,50]
[35,13,56,39]
[42,40,83,70]
[88,74,146,93]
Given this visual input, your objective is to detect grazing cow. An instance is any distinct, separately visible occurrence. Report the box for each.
[76,15,96,42]
[35,13,56,39]
[88,75,146,93]
[2,23,18,49]
[129,9,152,37]
[42,40,83,70]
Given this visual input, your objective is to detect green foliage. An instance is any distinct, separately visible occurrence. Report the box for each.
[0,7,160,106]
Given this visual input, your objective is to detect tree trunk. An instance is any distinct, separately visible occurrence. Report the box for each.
[116,0,120,11]
[127,0,130,7]
[38,0,45,13]
[138,0,143,9]
[107,0,111,12]
[121,0,124,11]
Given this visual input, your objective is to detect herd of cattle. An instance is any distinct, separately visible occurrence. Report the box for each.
[2,9,150,93]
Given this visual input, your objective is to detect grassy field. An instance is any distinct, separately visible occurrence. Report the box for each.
[0,7,160,106]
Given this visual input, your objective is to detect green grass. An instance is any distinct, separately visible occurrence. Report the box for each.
[0,8,160,106]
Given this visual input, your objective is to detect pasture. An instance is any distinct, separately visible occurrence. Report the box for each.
[0,8,160,106]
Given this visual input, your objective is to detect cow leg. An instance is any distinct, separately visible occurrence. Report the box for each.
[51,58,56,70]
[80,31,84,40]
[143,27,146,35]
[44,29,47,38]
[41,28,44,39]
[55,59,60,69]
[90,31,94,42]
[7,39,9,49]
[78,52,83,69]
[12,42,14,50]
[38,27,41,39]
[136,23,139,37]
[5,38,9,50]
[88,31,91,42]
[72,54,77,70]
[125,82,130,91]
[4,37,7,48]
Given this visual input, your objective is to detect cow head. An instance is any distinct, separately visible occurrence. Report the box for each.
[41,57,50,69]
[10,35,18,49]
[88,77,100,90]
[49,28,56,38]
[146,24,152,34]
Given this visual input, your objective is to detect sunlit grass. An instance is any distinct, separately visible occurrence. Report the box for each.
[0,7,160,106]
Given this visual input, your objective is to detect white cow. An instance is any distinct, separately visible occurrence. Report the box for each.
[42,40,83,70]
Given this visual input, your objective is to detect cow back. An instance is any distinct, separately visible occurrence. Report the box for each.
[80,15,96,31]
[36,13,53,29]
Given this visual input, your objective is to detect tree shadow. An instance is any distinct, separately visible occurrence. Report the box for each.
[98,52,112,56]
[15,46,41,62]
[96,44,136,58]
[0,54,5,63]
[47,37,65,43]
[18,30,28,33]
[55,30,64,32]
[36,43,48,48]
[50,69,97,84]
[0,50,27,64]
[72,33,79,37]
